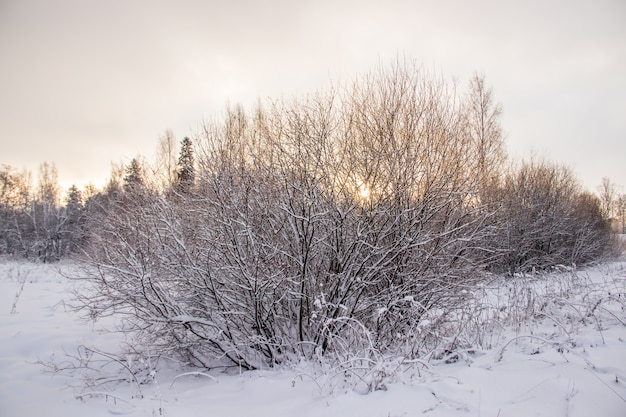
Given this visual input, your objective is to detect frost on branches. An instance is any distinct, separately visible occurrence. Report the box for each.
[72,63,615,375]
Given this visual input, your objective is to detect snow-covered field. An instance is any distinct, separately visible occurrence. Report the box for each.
[1,259,625,417]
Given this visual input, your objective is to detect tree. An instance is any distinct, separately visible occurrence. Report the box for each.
[465,74,506,189]
[617,194,626,234]
[175,137,194,192]
[598,177,616,220]
[31,162,62,261]
[123,158,144,194]
[0,165,32,256]
[154,130,178,191]
[36,162,59,207]
[60,185,85,254]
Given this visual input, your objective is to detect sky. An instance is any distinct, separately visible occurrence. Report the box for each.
[0,0,625,192]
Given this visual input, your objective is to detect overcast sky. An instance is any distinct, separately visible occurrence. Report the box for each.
[1,0,624,191]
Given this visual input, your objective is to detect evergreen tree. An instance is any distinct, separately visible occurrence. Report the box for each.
[123,158,144,194]
[175,137,194,192]
[65,185,83,213]
[61,184,85,255]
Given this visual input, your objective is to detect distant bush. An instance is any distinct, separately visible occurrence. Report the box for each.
[481,159,616,274]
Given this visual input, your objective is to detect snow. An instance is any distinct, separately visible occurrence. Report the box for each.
[1,259,625,416]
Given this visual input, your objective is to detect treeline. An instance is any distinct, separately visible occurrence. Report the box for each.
[1,63,619,369]
[0,136,192,262]
[0,163,86,262]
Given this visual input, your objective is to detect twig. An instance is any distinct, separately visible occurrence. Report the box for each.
[292,372,323,393]
[10,268,28,314]
[75,391,136,406]
[79,346,144,397]
[169,371,219,389]
[496,335,558,362]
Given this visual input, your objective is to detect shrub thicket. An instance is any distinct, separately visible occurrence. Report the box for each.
[74,63,615,369]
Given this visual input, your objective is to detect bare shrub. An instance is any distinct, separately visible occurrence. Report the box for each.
[74,62,615,384]
[482,158,616,274]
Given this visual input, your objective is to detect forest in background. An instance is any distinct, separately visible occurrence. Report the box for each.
[1,63,624,370]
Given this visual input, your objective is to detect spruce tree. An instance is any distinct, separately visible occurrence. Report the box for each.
[176,137,195,192]
[123,158,144,194]
[62,185,84,255]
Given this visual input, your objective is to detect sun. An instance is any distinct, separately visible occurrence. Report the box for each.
[358,182,371,200]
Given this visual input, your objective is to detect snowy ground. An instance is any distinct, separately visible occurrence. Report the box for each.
[1,259,625,417]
